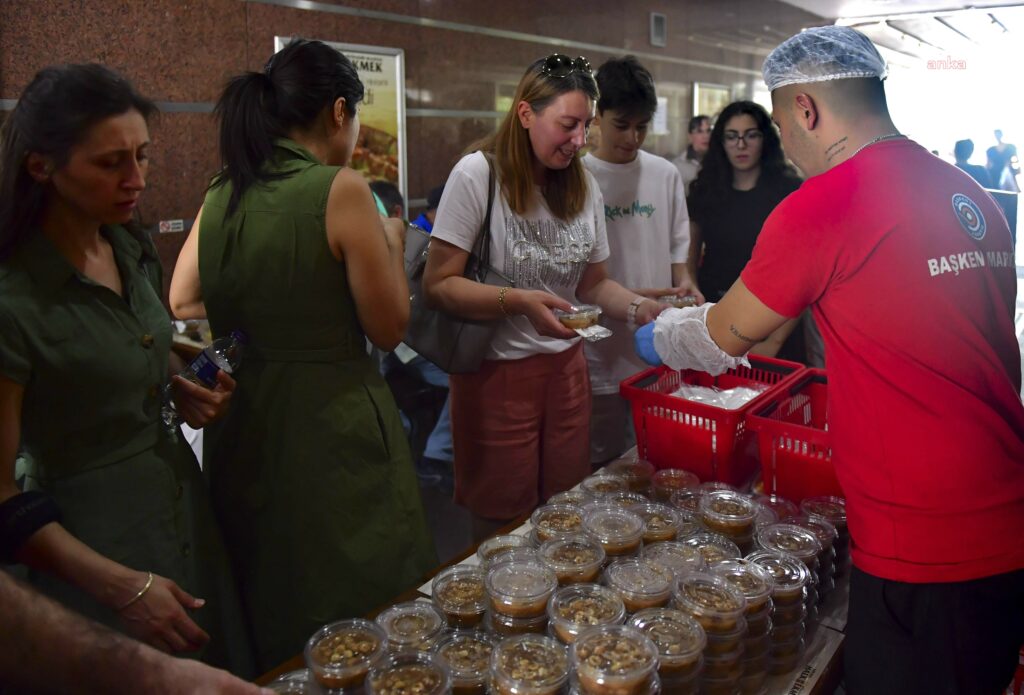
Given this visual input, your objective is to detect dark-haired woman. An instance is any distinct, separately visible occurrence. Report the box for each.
[685,101,806,361]
[0,65,253,674]
[170,39,435,670]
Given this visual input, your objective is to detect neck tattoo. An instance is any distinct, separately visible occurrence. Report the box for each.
[825,136,848,162]
[851,132,906,159]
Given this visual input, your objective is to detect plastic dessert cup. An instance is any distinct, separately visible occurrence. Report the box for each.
[432,565,488,629]
[532,504,585,543]
[631,502,682,543]
[549,489,589,507]
[538,536,606,585]
[581,474,630,499]
[583,506,644,558]
[375,602,446,653]
[699,491,757,539]
[627,607,706,680]
[744,551,810,608]
[485,609,549,637]
[603,559,674,613]
[708,558,775,615]
[669,489,704,514]
[571,624,660,695]
[554,305,602,330]
[547,583,627,644]
[651,469,700,503]
[365,650,450,695]
[671,571,747,635]
[604,458,656,494]
[754,524,822,571]
[657,294,698,309]
[489,634,570,695]
[435,630,496,695]
[267,669,313,694]
[640,541,706,579]
[486,559,558,618]
[679,532,741,565]
[305,618,387,691]
[752,494,799,522]
[702,615,747,655]
[477,534,533,567]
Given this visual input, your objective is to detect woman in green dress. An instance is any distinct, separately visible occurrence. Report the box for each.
[0,65,254,676]
[169,39,436,671]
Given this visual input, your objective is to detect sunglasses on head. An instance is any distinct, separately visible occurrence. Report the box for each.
[539,54,592,78]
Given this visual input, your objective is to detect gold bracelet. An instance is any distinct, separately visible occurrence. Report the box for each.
[118,571,154,611]
[498,286,511,316]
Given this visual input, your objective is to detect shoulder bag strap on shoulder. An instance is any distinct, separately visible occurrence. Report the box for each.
[471,152,497,273]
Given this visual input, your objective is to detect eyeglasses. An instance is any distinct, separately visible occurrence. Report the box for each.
[723,130,764,146]
[540,54,592,78]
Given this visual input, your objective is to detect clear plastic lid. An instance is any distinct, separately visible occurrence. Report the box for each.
[752,502,779,530]
[700,491,757,529]
[657,294,698,308]
[708,558,774,611]
[375,602,446,650]
[640,541,707,578]
[490,546,540,567]
[571,625,659,690]
[582,506,644,547]
[477,534,533,567]
[627,607,707,663]
[603,491,650,509]
[547,584,626,641]
[604,458,656,491]
[538,537,606,576]
[365,650,451,695]
[486,560,558,606]
[431,566,488,616]
[680,532,742,564]
[267,669,312,694]
[531,504,585,542]
[669,488,705,514]
[580,474,629,499]
[434,630,496,685]
[490,634,570,694]
[789,514,838,550]
[603,559,674,602]
[651,468,700,501]
[548,489,589,506]
[752,494,800,521]
[304,618,387,689]
[744,550,811,597]
[672,572,747,621]
[554,305,602,329]
[755,524,822,562]
[699,481,737,493]
[799,496,847,529]
[631,502,682,542]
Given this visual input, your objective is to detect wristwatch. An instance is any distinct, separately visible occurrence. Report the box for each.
[626,296,646,330]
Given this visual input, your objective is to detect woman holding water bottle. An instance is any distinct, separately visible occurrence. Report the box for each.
[0,65,254,674]
[169,39,435,671]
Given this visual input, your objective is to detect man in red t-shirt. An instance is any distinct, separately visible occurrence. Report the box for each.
[638,27,1024,693]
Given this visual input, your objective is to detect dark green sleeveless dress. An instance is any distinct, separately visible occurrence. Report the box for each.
[198,139,436,671]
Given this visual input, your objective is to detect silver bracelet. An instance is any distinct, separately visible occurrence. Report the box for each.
[626,296,646,329]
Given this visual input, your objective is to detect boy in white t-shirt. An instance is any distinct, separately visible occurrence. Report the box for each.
[582,56,701,464]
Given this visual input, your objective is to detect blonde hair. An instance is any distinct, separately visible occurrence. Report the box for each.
[469,59,598,221]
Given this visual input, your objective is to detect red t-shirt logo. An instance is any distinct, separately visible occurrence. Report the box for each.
[951,193,986,240]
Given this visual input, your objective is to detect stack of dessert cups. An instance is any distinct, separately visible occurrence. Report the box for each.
[709,558,776,694]
[671,571,747,694]
[745,549,813,676]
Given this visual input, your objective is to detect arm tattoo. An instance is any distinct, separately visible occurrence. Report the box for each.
[729,324,758,343]
[825,136,848,162]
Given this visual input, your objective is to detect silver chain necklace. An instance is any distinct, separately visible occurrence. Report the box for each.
[851,132,906,158]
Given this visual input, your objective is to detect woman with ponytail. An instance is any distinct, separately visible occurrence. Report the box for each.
[170,39,435,670]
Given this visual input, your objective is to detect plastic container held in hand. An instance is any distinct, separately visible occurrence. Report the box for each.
[658,294,699,309]
[161,329,247,430]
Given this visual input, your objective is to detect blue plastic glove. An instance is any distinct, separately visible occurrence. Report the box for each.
[634,321,663,366]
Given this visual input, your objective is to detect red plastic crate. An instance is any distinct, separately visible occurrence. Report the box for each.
[619,356,805,487]
[746,368,843,502]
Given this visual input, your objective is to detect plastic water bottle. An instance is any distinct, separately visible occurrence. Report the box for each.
[161,330,247,432]
[180,330,247,388]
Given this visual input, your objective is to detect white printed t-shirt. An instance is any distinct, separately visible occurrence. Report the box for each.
[582,150,690,394]
[432,151,610,361]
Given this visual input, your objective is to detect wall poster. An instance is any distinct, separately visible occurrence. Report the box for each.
[275,37,407,198]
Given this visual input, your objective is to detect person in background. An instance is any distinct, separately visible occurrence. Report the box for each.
[672,114,712,195]
[641,26,1024,694]
[953,139,992,189]
[0,571,270,694]
[423,54,666,537]
[411,184,445,232]
[581,55,698,465]
[369,179,405,219]
[169,39,435,671]
[0,64,253,675]
[987,128,1020,192]
[684,100,806,362]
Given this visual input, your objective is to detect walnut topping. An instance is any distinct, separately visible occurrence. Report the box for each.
[439,638,492,673]
[639,621,702,656]
[437,578,485,609]
[537,510,582,534]
[389,614,430,637]
[720,571,766,595]
[557,596,620,625]
[767,530,816,554]
[698,546,730,563]
[681,583,742,612]
[641,512,673,531]
[587,478,626,494]
[549,542,600,566]
[709,498,751,517]
[313,629,380,668]
[495,641,567,683]
[576,634,653,675]
[369,664,443,695]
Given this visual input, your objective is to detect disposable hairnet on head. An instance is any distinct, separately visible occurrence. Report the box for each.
[762,26,886,92]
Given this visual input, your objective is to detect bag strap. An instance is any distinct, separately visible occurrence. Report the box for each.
[469,152,497,277]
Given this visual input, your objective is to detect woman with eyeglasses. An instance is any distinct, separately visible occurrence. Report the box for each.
[424,54,667,536]
[684,100,806,361]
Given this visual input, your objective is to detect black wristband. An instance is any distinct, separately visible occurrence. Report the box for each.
[0,491,62,564]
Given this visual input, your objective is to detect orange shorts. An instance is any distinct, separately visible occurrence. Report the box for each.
[449,343,591,519]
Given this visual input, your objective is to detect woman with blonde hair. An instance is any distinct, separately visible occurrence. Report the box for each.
[424,55,666,536]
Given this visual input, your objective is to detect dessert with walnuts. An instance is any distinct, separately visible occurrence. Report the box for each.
[603,559,674,613]
[554,305,601,330]
[490,634,569,695]
[548,584,626,644]
[640,542,706,579]
[477,534,532,567]
[651,468,700,503]
[604,458,656,493]
[627,608,706,679]
[435,631,495,695]
[582,506,644,558]
[305,618,387,690]
[572,625,659,695]
[486,559,558,618]
[539,537,606,585]
[365,651,450,695]
[631,502,682,543]
[531,504,585,543]
[671,572,746,634]
[432,566,488,628]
